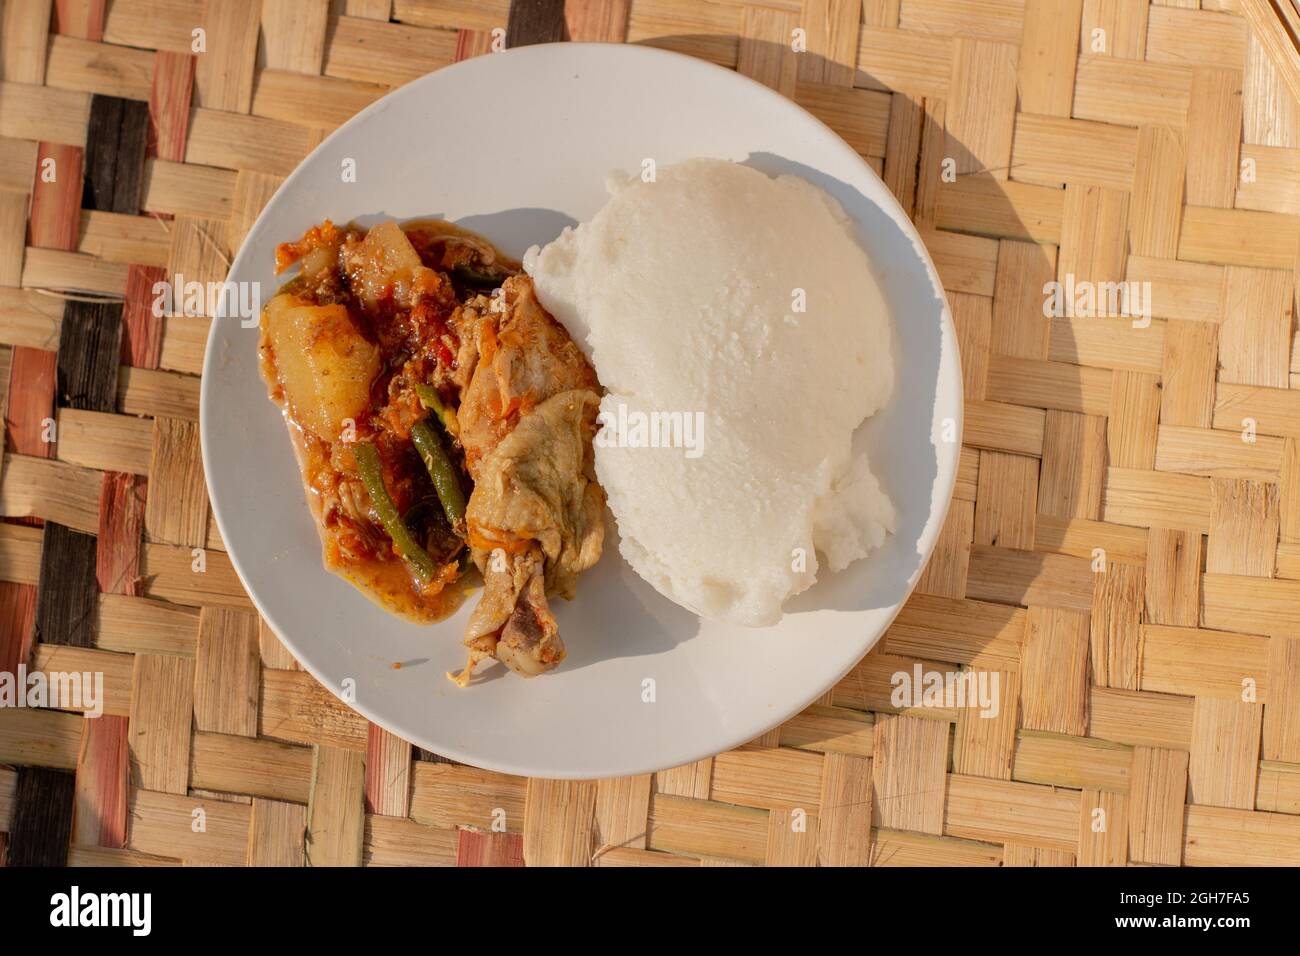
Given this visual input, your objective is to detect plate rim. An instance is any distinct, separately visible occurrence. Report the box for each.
[200,41,963,779]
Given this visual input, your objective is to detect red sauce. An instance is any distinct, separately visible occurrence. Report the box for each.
[258,218,509,624]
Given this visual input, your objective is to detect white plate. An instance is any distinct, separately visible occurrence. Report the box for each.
[202,42,960,779]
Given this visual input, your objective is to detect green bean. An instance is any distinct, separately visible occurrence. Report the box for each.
[411,420,467,533]
[413,383,459,438]
[451,263,506,289]
[354,441,437,584]
[413,383,445,413]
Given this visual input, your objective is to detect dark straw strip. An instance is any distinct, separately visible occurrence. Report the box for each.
[81,94,122,212]
[33,522,99,648]
[57,300,124,412]
[506,0,567,47]
[6,768,76,866]
[82,95,150,214]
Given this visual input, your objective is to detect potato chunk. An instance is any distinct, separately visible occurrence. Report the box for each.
[263,295,380,440]
[346,219,431,310]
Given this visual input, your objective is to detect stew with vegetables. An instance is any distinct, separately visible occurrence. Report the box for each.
[258,218,605,684]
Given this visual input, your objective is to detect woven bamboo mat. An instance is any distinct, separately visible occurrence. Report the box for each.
[0,0,1298,868]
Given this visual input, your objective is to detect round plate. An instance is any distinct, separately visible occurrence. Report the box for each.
[202,42,960,779]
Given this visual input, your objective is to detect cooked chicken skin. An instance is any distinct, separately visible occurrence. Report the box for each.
[461,545,558,678]
[449,276,605,683]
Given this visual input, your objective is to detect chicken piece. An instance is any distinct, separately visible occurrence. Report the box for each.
[453,278,601,467]
[459,545,560,678]
[448,276,605,684]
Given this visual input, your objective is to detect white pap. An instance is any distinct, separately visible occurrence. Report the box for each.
[525,158,896,626]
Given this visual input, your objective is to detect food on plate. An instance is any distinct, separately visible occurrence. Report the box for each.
[452,276,605,682]
[259,218,604,682]
[525,158,896,626]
